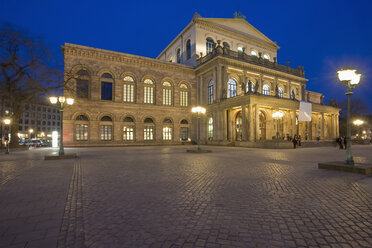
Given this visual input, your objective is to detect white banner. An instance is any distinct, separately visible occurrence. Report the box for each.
[299,101,312,122]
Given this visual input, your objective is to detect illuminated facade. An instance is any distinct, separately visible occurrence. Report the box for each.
[62,13,339,147]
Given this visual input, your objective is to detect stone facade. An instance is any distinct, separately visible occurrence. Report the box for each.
[62,14,339,147]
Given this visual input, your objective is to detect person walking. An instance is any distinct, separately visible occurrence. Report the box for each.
[298,135,302,146]
[336,136,343,149]
[292,134,298,149]
[343,135,347,150]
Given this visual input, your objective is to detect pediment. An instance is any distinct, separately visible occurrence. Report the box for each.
[198,18,279,49]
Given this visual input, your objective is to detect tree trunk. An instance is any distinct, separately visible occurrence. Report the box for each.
[9,103,22,148]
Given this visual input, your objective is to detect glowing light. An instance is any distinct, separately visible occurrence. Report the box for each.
[29,129,34,133]
[353,119,364,126]
[3,118,11,125]
[192,106,206,114]
[66,98,74,105]
[58,96,66,103]
[52,131,58,148]
[337,69,361,85]
[272,111,284,119]
[49,97,58,104]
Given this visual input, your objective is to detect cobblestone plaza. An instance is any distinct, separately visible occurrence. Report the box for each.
[0,146,371,248]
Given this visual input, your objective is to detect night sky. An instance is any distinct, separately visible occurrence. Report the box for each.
[1,0,372,111]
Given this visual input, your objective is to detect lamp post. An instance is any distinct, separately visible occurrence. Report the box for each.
[3,118,11,154]
[28,128,34,139]
[337,69,361,165]
[272,111,284,139]
[49,96,74,156]
[191,106,206,150]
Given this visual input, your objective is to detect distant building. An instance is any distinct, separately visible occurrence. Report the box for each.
[62,13,339,146]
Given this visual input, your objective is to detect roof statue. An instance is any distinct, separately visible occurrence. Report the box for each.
[233,11,246,20]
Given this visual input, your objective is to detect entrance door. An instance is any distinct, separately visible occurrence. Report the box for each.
[235,112,242,141]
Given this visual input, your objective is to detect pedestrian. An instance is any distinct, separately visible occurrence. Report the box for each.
[336,137,343,149]
[298,135,302,146]
[316,133,320,142]
[292,134,298,149]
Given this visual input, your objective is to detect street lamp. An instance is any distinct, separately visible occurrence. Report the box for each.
[337,69,361,165]
[272,111,284,139]
[353,119,364,139]
[191,106,206,151]
[3,118,11,154]
[28,128,34,139]
[49,96,74,156]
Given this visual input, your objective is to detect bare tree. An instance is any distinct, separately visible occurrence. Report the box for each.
[0,23,72,148]
[339,98,369,118]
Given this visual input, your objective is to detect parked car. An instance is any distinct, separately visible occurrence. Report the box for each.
[26,140,43,147]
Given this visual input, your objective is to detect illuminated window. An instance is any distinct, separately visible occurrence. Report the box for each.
[251,50,258,56]
[181,127,188,141]
[100,125,112,141]
[263,54,270,60]
[144,118,154,141]
[208,80,214,104]
[123,117,134,141]
[246,81,255,93]
[206,37,214,54]
[278,87,283,98]
[238,47,244,53]
[123,77,135,103]
[208,118,213,139]
[186,40,191,60]
[76,124,88,141]
[163,82,172,106]
[180,83,188,107]
[262,84,270,95]
[228,78,237,98]
[144,79,154,104]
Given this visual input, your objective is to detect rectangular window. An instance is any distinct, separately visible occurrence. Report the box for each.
[77,79,89,98]
[123,126,134,141]
[144,126,154,140]
[100,125,112,140]
[144,87,154,104]
[101,82,113,100]
[163,89,172,105]
[123,84,134,102]
[181,127,188,141]
[76,124,88,141]
[180,91,188,107]
[163,127,172,140]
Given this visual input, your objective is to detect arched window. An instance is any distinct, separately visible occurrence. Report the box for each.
[262,84,270,96]
[75,114,89,141]
[144,118,155,140]
[162,81,172,106]
[186,40,191,60]
[208,80,214,104]
[206,37,214,54]
[278,87,283,98]
[123,116,135,141]
[180,119,189,141]
[180,119,188,124]
[263,54,270,60]
[223,42,230,49]
[180,83,188,107]
[163,119,173,141]
[76,70,89,99]
[101,73,113,101]
[123,76,135,103]
[290,89,295,99]
[251,50,258,57]
[144,79,155,104]
[228,78,237,98]
[100,116,112,141]
[176,48,181,63]
[208,118,213,139]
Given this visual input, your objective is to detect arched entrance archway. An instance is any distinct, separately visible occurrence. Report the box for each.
[235,111,242,141]
[259,111,266,140]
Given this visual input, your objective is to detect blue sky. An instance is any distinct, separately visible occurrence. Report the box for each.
[1,0,371,111]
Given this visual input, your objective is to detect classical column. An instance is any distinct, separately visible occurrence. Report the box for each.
[248,104,254,141]
[217,65,222,101]
[309,119,313,140]
[241,104,247,141]
[213,67,217,102]
[321,113,325,140]
[292,110,297,136]
[336,114,339,137]
[222,109,227,141]
[255,104,259,141]
[198,76,203,105]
